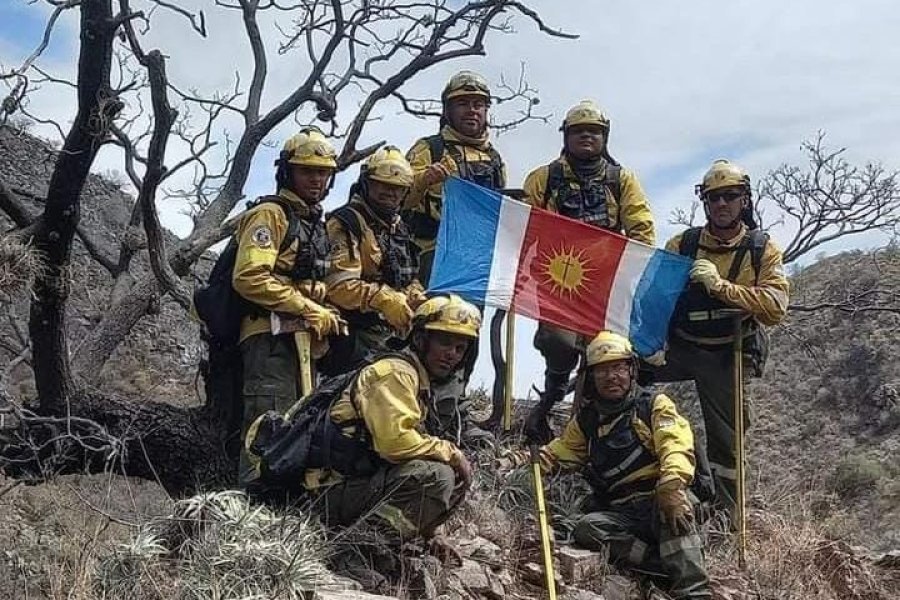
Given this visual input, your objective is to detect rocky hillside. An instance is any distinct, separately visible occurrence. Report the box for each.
[1,126,899,598]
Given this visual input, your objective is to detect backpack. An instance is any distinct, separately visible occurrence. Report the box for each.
[577,391,716,505]
[246,353,413,491]
[676,226,770,377]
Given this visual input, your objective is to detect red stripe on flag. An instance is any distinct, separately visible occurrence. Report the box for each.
[513,208,628,336]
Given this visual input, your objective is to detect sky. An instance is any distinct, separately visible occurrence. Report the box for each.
[3,0,900,397]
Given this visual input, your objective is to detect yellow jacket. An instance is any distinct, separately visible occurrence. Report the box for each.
[534,393,695,503]
[324,199,426,316]
[405,127,506,251]
[522,157,656,245]
[305,352,460,489]
[232,189,329,342]
[666,225,789,339]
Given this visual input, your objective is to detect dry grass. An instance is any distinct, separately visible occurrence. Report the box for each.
[0,235,45,298]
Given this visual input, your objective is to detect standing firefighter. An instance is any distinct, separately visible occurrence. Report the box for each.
[297,295,480,546]
[322,146,426,374]
[404,70,506,285]
[522,100,656,443]
[651,159,789,517]
[232,127,346,485]
[503,332,711,600]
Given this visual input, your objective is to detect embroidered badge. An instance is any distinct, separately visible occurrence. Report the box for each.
[251,225,273,248]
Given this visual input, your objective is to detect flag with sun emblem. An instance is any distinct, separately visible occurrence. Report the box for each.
[428,177,692,355]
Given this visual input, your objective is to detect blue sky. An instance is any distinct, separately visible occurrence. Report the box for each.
[4,0,900,396]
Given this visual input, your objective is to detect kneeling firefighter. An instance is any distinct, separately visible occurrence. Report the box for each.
[247,294,480,543]
[501,331,711,600]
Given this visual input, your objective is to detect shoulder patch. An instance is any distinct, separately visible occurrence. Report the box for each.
[251,225,273,248]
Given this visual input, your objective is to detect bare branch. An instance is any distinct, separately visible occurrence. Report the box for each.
[757,131,900,264]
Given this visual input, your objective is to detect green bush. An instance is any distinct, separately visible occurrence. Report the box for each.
[828,455,886,499]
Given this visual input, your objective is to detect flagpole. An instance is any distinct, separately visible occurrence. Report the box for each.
[502,309,516,431]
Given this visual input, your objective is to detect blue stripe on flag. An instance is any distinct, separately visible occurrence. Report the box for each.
[628,249,692,356]
[428,178,502,306]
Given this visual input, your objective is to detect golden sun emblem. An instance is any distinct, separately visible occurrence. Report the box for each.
[539,246,592,296]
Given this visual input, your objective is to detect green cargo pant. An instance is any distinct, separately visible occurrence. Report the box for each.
[649,336,749,517]
[573,497,711,600]
[239,332,299,486]
[317,460,461,539]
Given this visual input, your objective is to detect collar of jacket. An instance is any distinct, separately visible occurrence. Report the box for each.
[399,346,432,394]
[350,194,401,233]
[701,222,749,249]
[441,124,491,151]
[277,187,323,221]
[561,154,608,181]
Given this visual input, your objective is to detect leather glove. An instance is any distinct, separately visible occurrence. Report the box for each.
[644,349,667,367]
[524,403,554,445]
[690,259,725,293]
[301,302,347,338]
[372,288,414,332]
[656,478,694,535]
[405,286,428,311]
[297,280,328,304]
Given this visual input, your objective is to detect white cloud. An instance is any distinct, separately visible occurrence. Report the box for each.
[4,0,900,397]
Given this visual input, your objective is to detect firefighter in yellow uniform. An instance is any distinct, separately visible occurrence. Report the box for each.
[504,331,710,600]
[304,295,479,548]
[522,100,656,443]
[232,127,347,485]
[650,159,789,517]
[404,71,506,285]
[323,146,427,373]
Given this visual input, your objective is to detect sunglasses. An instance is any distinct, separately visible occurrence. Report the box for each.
[705,190,746,204]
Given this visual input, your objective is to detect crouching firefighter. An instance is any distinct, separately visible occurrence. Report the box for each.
[501,331,712,600]
[247,294,480,546]
[320,146,427,375]
[231,127,347,486]
[646,159,789,518]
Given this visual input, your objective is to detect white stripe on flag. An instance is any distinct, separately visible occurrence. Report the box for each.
[605,242,654,334]
[485,196,531,309]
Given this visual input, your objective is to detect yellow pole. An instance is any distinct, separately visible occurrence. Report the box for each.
[295,330,314,398]
[502,311,516,431]
[529,444,557,600]
[732,315,747,569]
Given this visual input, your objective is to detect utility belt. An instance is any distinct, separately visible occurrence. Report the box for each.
[673,322,769,378]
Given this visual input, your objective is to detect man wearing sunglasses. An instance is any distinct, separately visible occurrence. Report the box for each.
[650,159,789,519]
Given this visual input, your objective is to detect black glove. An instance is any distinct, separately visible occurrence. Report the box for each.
[524,402,554,444]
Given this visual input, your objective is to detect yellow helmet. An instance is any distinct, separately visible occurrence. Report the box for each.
[281,128,338,169]
[363,145,414,187]
[414,294,481,339]
[560,100,610,132]
[585,331,634,367]
[695,159,750,198]
[442,70,491,103]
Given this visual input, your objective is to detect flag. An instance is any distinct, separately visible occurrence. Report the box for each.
[428,177,692,356]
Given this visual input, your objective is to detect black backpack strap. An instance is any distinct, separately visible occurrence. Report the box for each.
[747,229,768,285]
[425,134,445,164]
[544,161,565,206]
[575,403,599,441]
[678,227,703,258]
[605,163,622,205]
[486,144,506,189]
[634,390,655,430]
[329,205,365,261]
